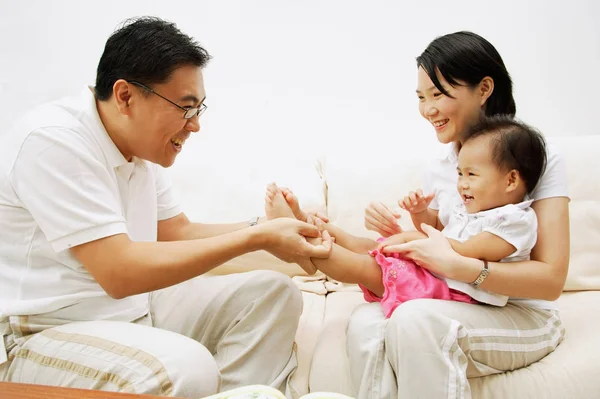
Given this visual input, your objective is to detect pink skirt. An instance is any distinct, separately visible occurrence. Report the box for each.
[360,240,476,318]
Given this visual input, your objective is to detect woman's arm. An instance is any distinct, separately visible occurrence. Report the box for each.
[453,197,569,300]
[382,197,570,300]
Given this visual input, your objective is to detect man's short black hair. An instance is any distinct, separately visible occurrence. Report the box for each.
[95,16,211,101]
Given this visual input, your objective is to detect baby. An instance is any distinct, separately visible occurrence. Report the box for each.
[265,116,547,317]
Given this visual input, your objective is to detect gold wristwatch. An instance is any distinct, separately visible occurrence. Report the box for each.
[471,260,490,287]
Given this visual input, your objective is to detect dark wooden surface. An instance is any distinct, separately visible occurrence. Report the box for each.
[0,382,174,399]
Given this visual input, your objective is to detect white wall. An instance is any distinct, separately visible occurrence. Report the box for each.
[1,0,598,174]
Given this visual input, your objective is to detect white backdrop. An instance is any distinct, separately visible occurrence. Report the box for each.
[1,0,598,179]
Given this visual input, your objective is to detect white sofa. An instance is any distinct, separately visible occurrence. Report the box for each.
[171,133,600,398]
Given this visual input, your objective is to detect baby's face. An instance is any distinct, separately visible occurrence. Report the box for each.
[456,136,511,213]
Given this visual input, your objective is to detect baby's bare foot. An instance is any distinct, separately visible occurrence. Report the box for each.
[265,183,296,220]
[280,187,311,223]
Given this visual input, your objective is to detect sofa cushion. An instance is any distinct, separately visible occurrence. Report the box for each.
[552,135,600,291]
[290,291,327,397]
[308,291,365,396]
[469,290,600,398]
[310,291,600,398]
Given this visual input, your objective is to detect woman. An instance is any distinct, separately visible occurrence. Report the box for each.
[352,31,570,398]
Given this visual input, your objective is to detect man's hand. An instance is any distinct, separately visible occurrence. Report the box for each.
[257,218,333,274]
[364,201,402,237]
[399,189,435,214]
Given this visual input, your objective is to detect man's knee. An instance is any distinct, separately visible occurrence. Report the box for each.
[4,321,222,398]
[102,338,220,398]
[244,270,303,316]
[165,342,220,398]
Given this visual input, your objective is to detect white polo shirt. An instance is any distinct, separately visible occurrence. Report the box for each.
[0,87,181,323]
[422,141,569,309]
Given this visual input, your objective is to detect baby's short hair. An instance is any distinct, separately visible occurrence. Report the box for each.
[464,115,547,194]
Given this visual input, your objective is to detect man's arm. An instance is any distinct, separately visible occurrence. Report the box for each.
[71,218,330,299]
[157,213,267,241]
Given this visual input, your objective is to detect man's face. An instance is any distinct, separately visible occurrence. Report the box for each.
[126,65,206,167]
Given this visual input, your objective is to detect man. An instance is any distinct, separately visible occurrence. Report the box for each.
[0,17,331,398]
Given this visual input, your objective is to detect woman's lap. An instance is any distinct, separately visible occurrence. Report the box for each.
[347,299,564,399]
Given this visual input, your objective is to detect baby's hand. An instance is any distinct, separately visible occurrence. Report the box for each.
[377,233,408,250]
[399,189,434,214]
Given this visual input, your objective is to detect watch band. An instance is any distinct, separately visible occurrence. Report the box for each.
[471,260,489,287]
[248,216,259,227]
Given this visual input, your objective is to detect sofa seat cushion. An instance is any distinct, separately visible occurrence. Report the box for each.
[291,291,327,397]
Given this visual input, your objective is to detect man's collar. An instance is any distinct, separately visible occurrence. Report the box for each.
[85,86,131,169]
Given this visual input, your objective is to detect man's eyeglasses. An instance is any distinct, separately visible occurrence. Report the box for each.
[129,81,207,119]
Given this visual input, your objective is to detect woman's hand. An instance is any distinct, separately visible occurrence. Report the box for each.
[377,230,428,250]
[381,223,462,278]
[364,201,402,237]
[377,233,408,250]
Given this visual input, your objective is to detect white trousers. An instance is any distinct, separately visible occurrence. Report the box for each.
[0,270,303,398]
[347,299,564,399]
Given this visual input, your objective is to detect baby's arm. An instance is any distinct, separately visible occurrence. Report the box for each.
[399,189,443,233]
[447,233,516,262]
[410,210,443,233]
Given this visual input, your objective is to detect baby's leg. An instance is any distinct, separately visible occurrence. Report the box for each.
[265,183,384,295]
[311,244,384,296]
[273,186,379,254]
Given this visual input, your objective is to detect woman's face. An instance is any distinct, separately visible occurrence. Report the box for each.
[417,66,485,144]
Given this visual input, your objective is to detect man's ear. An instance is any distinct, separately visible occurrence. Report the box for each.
[479,76,495,107]
[112,79,134,116]
[505,169,521,193]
